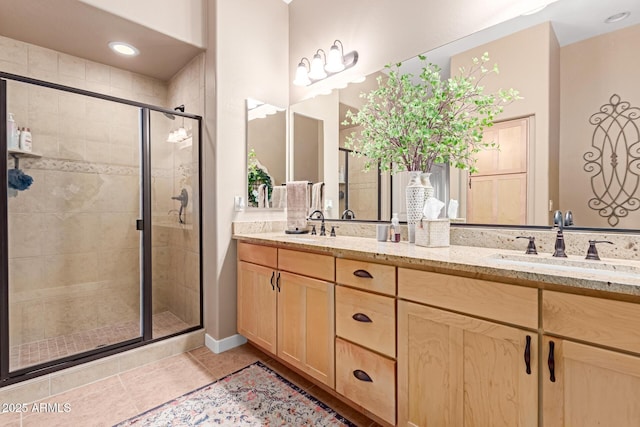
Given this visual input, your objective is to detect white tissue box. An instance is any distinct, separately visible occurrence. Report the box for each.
[415,218,450,248]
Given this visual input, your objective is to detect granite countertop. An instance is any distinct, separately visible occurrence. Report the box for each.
[233,232,640,297]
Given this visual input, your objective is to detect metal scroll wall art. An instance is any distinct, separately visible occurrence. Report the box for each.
[583,94,640,227]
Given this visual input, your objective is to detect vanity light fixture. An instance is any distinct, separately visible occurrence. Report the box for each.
[293,39,358,87]
[309,50,328,80]
[108,41,140,56]
[293,58,312,86]
[605,11,630,23]
[326,40,346,72]
[166,104,190,143]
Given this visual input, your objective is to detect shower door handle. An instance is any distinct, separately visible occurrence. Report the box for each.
[136,219,144,231]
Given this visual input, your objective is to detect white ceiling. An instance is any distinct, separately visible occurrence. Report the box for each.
[398,0,640,78]
[0,0,204,81]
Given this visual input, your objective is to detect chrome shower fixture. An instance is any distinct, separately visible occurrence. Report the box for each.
[163,104,185,120]
[171,188,189,224]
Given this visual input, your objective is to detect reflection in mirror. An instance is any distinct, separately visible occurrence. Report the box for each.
[246,99,286,208]
[287,0,640,229]
[403,0,640,229]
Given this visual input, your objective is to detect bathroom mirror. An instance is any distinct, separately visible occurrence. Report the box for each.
[246,99,286,208]
[285,0,640,229]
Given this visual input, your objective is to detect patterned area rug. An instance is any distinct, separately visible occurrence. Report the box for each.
[115,361,356,426]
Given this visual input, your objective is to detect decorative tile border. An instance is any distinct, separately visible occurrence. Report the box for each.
[11,157,175,178]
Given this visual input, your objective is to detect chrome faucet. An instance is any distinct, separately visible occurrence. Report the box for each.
[309,210,326,236]
[564,210,574,227]
[341,209,356,220]
[552,210,567,257]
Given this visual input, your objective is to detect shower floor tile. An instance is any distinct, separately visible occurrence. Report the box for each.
[9,311,190,371]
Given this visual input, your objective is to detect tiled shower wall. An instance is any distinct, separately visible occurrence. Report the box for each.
[151,54,204,327]
[1,34,202,347]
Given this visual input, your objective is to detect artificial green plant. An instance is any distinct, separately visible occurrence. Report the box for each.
[344,53,520,174]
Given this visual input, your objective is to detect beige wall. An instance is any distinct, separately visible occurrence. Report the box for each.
[293,113,321,184]
[289,91,339,217]
[207,0,289,340]
[289,0,556,104]
[79,0,205,48]
[450,22,560,226]
[560,24,640,229]
[247,110,287,186]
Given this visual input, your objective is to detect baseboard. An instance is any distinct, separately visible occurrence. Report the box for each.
[205,333,247,354]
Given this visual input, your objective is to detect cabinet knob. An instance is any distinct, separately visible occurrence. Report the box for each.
[353,369,373,382]
[353,269,373,279]
[352,313,373,323]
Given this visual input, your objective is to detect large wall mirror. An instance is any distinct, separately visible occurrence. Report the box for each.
[250,0,640,230]
[246,99,286,208]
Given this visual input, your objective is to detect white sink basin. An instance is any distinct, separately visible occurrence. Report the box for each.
[487,253,640,278]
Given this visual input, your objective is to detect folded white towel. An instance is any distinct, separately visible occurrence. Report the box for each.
[310,182,324,213]
[271,186,287,209]
[257,184,268,208]
[286,181,309,232]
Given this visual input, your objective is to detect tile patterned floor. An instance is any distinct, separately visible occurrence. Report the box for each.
[10,311,189,371]
[2,343,379,427]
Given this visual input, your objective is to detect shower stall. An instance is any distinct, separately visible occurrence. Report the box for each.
[0,72,202,386]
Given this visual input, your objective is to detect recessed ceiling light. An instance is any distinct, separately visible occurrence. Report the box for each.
[605,11,630,24]
[108,41,140,56]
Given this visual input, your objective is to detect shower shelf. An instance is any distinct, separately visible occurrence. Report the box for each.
[8,148,41,169]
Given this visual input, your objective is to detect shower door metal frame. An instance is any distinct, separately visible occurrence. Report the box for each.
[0,72,204,387]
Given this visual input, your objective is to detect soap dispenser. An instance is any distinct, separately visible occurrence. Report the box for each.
[390,213,400,242]
[7,113,18,150]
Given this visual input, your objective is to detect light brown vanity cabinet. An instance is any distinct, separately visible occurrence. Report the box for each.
[542,291,640,426]
[237,242,336,387]
[335,258,397,425]
[397,268,539,427]
[237,244,278,353]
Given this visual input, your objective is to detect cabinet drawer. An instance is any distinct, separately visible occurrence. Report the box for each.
[336,258,395,296]
[336,338,396,425]
[543,291,640,354]
[336,286,396,358]
[237,241,277,268]
[398,268,538,329]
[278,248,334,282]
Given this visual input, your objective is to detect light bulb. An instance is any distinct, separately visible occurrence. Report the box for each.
[325,44,345,73]
[176,127,188,140]
[309,53,327,80]
[293,61,311,86]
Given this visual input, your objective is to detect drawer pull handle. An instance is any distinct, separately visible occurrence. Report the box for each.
[276,272,281,292]
[353,369,373,382]
[524,335,531,375]
[352,313,373,323]
[353,269,373,279]
[270,271,275,291]
[548,341,556,383]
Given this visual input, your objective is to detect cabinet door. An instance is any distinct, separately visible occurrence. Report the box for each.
[277,271,335,387]
[237,261,277,354]
[398,301,537,427]
[543,337,640,427]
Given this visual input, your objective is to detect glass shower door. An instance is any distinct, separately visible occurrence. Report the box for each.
[149,109,201,339]
[5,80,143,372]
